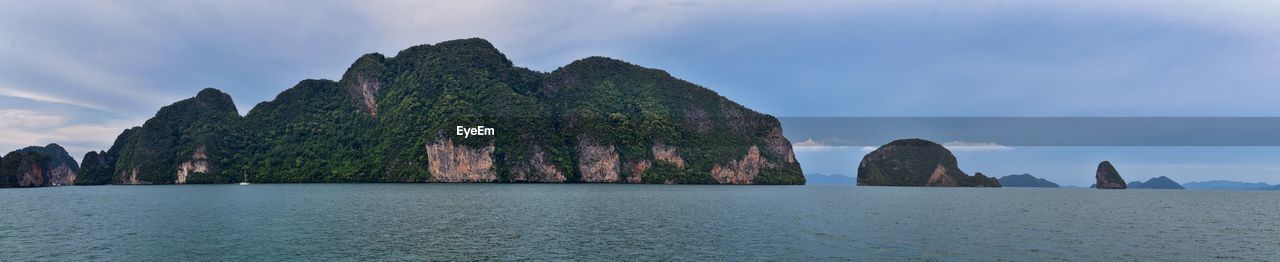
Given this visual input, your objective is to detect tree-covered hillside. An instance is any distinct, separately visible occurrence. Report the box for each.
[97,38,803,185]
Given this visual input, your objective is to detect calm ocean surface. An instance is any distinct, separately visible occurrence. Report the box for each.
[1,184,1277,261]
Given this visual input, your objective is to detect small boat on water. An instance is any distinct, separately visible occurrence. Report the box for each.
[239,182,250,186]
[238,173,250,185]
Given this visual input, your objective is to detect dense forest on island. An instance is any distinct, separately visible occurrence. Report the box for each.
[85,38,803,185]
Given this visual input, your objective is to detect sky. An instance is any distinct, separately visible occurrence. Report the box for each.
[3,1,1280,185]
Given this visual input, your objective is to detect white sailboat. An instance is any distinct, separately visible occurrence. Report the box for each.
[238,173,250,185]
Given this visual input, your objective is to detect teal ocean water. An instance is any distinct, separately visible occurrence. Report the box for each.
[1,184,1277,260]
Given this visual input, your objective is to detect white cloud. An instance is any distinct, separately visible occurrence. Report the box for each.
[0,85,111,111]
[792,138,854,152]
[0,109,66,128]
[0,110,136,159]
[941,141,1013,151]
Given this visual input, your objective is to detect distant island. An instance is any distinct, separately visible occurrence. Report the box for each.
[1128,176,1185,189]
[856,138,1000,187]
[998,174,1059,188]
[1182,180,1277,190]
[3,38,805,187]
[805,173,857,185]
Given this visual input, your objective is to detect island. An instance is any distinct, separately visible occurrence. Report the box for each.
[856,138,1000,187]
[1128,176,1185,189]
[1094,161,1127,189]
[998,174,1060,188]
[56,38,805,186]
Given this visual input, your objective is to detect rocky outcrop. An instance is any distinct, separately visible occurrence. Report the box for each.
[0,144,79,188]
[119,166,148,185]
[426,138,497,182]
[857,138,1001,187]
[711,146,768,184]
[1095,161,1126,189]
[925,164,957,186]
[48,162,76,186]
[175,145,209,184]
[508,147,566,183]
[628,161,651,183]
[651,142,685,168]
[762,126,797,163]
[576,140,620,183]
[0,153,46,188]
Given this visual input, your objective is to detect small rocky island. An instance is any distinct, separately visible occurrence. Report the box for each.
[856,138,1000,187]
[1094,161,1127,189]
[0,144,79,188]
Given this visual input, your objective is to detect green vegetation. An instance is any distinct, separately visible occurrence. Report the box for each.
[112,89,245,184]
[76,151,112,185]
[98,38,803,184]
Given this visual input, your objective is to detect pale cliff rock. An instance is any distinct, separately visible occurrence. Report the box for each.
[925,164,957,187]
[762,126,797,163]
[576,140,621,183]
[426,138,498,182]
[651,142,686,168]
[628,160,651,183]
[711,146,768,184]
[342,53,387,117]
[175,145,209,184]
[17,159,45,187]
[350,74,381,117]
[47,163,76,186]
[508,147,566,183]
[119,166,150,185]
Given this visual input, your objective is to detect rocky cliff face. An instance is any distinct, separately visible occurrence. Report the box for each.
[576,140,621,183]
[425,138,498,182]
[90,38,804,185]
[1095,161,1127,189]
[508,147,566,183]
[1,143,79,188]
[175,145,210,184]
[857,138,1001,187]
[710,146,767,184]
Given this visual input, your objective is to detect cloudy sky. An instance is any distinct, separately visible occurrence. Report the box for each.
[3,1,1280,185]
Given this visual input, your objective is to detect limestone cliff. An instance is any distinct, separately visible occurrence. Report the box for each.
[1,143,79,188]
[576,139,621,183]
[175,145,210,184]
[425,138,498,182]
